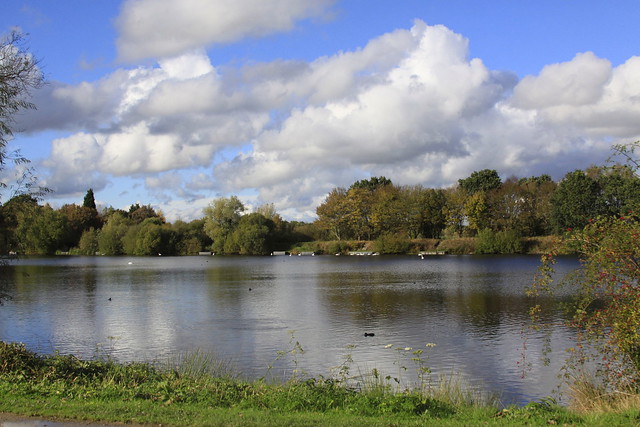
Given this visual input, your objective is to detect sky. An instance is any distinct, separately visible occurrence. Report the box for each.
[2,0,640,222]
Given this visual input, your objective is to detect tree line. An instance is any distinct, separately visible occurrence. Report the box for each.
[315,165,640,242]
[0,190,314,256]
[2,160,639,256]
[2,31,640,257]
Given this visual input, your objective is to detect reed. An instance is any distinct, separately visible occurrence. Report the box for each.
[164,348,237,380]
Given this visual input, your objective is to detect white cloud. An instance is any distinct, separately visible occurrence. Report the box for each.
[510,53,640,138]
[511,52,612,109]
[211,22,518,212]
[28,20,640,221]
[158,49,215,79]
[115,0,336,62]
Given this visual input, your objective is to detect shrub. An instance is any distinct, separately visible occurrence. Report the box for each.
[437,238,475,255]
[475,229,524,254]
[374,234,411,254]
[529,214,640,391]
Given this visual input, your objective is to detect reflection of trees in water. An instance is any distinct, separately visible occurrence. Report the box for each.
[318,269,567,337]
[319,271,447,324]
[204,265,268,307]
[3,263,99,315]
[0,263,14,304]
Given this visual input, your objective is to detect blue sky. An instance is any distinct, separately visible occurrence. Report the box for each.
[2,0,640,221]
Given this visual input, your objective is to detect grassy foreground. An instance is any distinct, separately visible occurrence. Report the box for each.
[1,342,639,426]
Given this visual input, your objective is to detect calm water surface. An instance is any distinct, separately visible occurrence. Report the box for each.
[0,255,579,405]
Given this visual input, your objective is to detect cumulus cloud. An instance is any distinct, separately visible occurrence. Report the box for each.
[510,53,640,138]
[28,19,640,221]
[115,0,336,62]
[511,52,612,109]
[212,22,520,208]
[34,51,269,196]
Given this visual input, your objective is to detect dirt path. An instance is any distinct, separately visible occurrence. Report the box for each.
[0,413,146,427]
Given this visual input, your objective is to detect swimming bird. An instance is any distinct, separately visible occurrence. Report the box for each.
[364,332,375,337]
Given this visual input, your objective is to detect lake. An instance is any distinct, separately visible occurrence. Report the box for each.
[0,254,579,405]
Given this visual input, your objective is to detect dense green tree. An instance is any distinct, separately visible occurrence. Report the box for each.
[203,196,245,252]
[121,217,174,256]
[551,170,602,232]
[171,219,211,255]
[288,221,321,242]
[229,213,275,255]
[518,174,553,186]
[98,212,130,255]
[0,194,39,252]
[514,175,556,236]
[77,228,99,255]
[101,206,129,222]
[349,176,392,191]
[458,169,502,194]
[595,166,640,216]
[14,204,66,254]
[83,189,97,210]
[253,204,311,250]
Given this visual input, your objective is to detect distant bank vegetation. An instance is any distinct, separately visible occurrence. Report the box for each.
[1,159,639,256]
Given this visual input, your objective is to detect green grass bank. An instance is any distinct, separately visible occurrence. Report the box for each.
[1,342,639,426]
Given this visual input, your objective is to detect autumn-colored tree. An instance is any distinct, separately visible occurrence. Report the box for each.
[58,203,102,249]
[129,204,162,224]
[370,184,403,237]
[443,187,467,237]
[464,191,490,233]
[315,188,352,240]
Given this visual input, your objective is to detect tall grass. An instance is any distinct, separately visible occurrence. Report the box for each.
[567,373,640,414]
[3,340,638,425]
[164,348,237,380]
